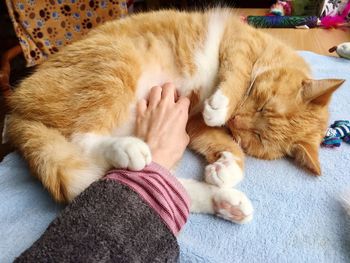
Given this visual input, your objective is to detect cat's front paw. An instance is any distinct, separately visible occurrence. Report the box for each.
[205,151,243,188]
[106,137,152,171]
[203,90,229,127]
[213,188,253,224]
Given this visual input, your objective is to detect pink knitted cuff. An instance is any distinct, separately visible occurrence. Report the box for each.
[105,162,190,236]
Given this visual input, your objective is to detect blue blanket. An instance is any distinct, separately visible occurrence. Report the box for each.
[1,51,350,262]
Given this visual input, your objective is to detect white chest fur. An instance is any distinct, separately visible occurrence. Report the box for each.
[179,11,229,100]
[112,11,229,137]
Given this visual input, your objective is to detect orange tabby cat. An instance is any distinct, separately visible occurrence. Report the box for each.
[7,9,344,224]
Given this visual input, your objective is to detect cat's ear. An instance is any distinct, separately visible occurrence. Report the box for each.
[301,79,345,106]
[290,142,321,175]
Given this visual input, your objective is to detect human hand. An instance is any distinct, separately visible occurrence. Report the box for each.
[135,83,190,169]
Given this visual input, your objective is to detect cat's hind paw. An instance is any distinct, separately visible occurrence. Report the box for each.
[205,151,243,188]
[213,188,253,224]
[105,137,152,171]
[203,90,229,127]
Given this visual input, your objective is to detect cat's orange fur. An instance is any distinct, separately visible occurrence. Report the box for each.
[7,9,344,204]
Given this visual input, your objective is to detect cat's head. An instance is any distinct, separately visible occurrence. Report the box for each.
[226,67,344,175]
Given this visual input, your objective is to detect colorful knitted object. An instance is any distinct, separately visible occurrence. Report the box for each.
[269,0,292,16]
[322,120,350,147]
[320,1,350,28]
[246,15,319,28]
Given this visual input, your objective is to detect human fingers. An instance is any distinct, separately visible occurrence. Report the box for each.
[174,97,190,132]
[174,89,180,102]
[161,82,176,103]
[183,133,190,146]
[137,99,147,116]
[135,99,149,139]
[176,96,190,114]
[147,86,162,109]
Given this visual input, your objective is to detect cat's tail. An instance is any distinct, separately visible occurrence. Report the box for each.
[7,114,103,203]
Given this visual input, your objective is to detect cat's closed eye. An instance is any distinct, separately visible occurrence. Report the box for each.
[253,132,262,142]
[257,106,264,112]
[257,101,268,112]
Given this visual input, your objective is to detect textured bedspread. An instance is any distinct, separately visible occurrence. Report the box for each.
[1,51,350,262]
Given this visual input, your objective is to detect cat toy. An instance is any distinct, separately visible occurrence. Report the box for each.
[269,0,292,16]
[322,120,350,148]
[246,15,318,28]
[246,0,350,29]
[320,1,350,28]
[329,42,350,60]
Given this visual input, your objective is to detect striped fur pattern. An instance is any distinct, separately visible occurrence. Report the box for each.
[7,9,344,223]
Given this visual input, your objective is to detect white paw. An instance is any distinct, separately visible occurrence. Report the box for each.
[205,151,243,188]
[213,188,253,224]
[203,90,229,127]
[105,137,152,171]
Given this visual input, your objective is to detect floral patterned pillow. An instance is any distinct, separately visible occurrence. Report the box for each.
[6,0,128,66]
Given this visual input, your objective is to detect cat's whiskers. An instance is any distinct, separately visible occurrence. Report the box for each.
[238,73,258,110]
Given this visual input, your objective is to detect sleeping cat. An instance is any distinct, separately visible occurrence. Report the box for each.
[7,9,344,224]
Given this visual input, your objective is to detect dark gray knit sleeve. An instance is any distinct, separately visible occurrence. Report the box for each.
[15,180,179,263]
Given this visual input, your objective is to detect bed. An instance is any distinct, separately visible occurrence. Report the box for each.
[1,51,350,262]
